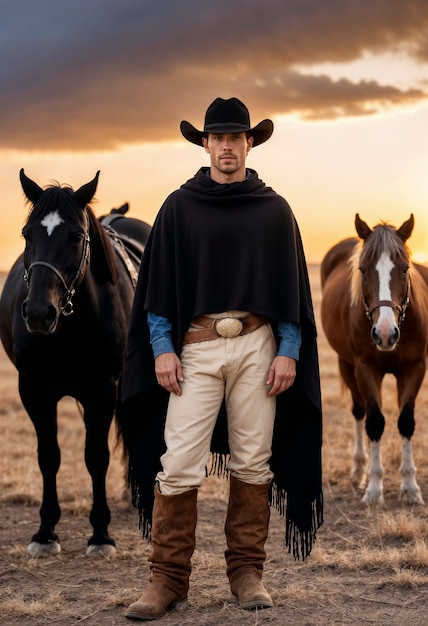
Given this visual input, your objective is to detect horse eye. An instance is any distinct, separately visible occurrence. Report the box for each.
[72,232,84,245]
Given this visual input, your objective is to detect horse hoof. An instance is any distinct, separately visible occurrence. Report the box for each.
[400,490,425,506]
[86,543,116,557]
[351,464,368,489]
[27,541,61,557]
[362,491,384,507]
[351,475,366,490]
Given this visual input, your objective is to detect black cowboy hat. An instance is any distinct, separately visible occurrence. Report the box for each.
[180,97,274,147]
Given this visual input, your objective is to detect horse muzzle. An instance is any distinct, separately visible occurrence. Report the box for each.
[21,298,60,335]
[370,322,400,351]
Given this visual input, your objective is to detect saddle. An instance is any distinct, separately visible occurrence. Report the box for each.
[100,213,145,288]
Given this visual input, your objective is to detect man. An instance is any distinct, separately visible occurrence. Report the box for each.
[120,97,323,621]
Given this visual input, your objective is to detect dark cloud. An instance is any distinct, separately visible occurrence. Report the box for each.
[1,0,427,151]
[268,72,426,120]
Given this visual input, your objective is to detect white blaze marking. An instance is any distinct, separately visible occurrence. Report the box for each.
[375,252,395,323]
[41,211,64,236]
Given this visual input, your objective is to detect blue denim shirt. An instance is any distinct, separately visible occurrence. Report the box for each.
[147,312,301,360]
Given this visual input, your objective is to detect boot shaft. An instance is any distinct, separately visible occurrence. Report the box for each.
[150,486,198,593]
[224,476,271,582]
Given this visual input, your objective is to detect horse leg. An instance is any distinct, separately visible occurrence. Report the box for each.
[20,386,61,555]
[338,358,367,488]
[362,435,384,506]
[352,419,367,489]
[364,401,386,506]
[399,436,423,504]
[83,387,117,556]
[355,365,385,506]
[396,367,425,505]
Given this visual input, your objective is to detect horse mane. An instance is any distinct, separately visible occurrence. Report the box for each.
[349,222,412,307]
[25,184,119,285]
[349,242,364,307]
[86,208,119,285]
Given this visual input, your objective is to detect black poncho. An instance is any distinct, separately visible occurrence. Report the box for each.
[119,167,323,560]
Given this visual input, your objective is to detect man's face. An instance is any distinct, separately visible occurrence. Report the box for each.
[202,132,253,183]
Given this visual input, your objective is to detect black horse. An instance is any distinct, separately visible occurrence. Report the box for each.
[0,170,150,556]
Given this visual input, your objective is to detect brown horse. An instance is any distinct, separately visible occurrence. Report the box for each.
[321,214,428,505]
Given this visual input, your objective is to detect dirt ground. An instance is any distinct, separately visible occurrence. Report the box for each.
[0,265,427,626]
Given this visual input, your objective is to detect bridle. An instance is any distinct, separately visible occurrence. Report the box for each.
[362,277,411,328]
[23,211,91,317]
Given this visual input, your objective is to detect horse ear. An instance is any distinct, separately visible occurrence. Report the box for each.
[397,214,414,242]
[74,171,100,208]
[20,168,44,205]
[355,214,372,240]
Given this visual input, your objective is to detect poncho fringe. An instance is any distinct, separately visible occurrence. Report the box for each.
[128,451,323,561]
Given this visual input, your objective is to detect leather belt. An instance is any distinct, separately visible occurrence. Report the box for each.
[183,314,267,345]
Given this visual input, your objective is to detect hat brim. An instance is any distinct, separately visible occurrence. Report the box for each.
[180,119,273,147]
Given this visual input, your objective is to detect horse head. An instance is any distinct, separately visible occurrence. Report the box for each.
[354,213,413,351]
[20,169,102,335]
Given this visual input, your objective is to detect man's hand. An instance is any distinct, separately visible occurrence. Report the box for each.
[154,352,183,395]
[266,356,296,396]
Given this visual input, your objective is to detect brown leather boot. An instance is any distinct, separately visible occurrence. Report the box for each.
[225,475,273,610]
[125,486,197,620]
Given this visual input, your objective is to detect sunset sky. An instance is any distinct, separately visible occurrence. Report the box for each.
[1,0,428,271]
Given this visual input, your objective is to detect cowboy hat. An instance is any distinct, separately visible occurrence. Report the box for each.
[180,97,274,147]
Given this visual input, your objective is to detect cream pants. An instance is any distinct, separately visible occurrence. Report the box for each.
[156,323,277,495]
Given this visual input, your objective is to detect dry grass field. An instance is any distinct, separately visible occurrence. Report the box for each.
[0,265,427,625]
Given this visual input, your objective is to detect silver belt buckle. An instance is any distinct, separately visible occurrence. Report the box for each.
[215,317,244,338]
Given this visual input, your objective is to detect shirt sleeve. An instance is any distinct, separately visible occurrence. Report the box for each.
[147,311,175,357]
[147,313,301,360]
[277,321,301,360]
